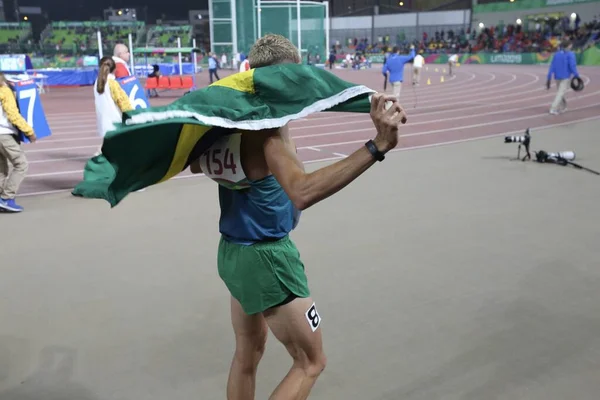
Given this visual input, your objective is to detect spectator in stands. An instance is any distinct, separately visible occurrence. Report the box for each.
[0,72,36,213]
[382,45,416,100]
[546,39,580,115]
[94,57,132,154]
[207,52,220,84]
[113,43,132,78]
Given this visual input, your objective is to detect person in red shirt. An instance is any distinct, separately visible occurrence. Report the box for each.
[112,43,131,78]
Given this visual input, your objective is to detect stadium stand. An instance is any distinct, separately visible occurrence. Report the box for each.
[334,14,598,66]
[471,16,599,53]
[0,22,33,53]
[146,24,193,47]
[41,21,146,56]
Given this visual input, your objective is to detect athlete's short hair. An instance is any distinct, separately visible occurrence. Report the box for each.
[248,34,301,69]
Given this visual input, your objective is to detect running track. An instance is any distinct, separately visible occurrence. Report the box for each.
[21,64,600,197]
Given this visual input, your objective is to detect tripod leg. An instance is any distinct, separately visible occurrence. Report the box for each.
[566,160,600,175]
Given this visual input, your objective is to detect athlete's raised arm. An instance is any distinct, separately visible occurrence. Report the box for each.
[264,93,406,210]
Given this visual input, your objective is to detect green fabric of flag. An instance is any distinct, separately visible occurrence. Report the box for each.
[71,64,375,207]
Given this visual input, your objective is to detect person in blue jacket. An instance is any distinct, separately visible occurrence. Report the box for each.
[546,39,580,115]
[382,45,416,100]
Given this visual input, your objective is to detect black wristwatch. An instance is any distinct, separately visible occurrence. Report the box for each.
[365,139,385,162]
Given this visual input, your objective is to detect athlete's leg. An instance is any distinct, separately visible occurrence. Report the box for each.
[264,297,326,400]
[227,296,268,400]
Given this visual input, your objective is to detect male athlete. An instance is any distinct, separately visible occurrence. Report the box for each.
[190,34,407,400]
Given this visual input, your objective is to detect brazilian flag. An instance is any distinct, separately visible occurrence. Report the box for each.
[72,63,375,207]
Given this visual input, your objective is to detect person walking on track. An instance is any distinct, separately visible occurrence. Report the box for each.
[0,72,36,213]
[208,53,221,83]
[382,45,416,100]
[188,33,408,400]
[546,39,580,115]
[448,54,458,76]
[412,52,425,85]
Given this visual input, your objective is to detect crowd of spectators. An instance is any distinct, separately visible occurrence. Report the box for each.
[341,29,472,57]
[338,14,599,60]
[43,24,140,54]
[472,14,599,53]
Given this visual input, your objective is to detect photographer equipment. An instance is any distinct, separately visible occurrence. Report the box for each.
[502,128,599,175]
[535,150,600,175]
[571,76,584,92]
[504,128,531,161]
[535,150,576,163]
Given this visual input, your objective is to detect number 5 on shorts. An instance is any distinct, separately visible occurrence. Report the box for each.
[305,303,321,332]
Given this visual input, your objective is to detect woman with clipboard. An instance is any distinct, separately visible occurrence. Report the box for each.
[0,72,36,213]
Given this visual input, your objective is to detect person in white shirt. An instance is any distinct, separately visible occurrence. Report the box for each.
[412,53,425,85]
[91,57,146,193]
[448,54,458,76]
[221,53,228,69]
[239,58,250,73]
[345,53,353,68]
[93,56,133,153]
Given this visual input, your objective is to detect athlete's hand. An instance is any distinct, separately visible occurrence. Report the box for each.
[370,93,407,153]
[27,132,37,143]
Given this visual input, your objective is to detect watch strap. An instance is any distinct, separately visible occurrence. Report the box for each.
[365,139,385,162]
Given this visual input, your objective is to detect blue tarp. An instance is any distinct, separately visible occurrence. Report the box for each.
[133,62,198,77]
[32,63,199,87]
[30,68,98,86]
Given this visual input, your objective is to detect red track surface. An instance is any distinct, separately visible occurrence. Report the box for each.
[21,64,600,197]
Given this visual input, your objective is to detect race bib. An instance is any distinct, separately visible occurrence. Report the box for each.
[199,133,250,190]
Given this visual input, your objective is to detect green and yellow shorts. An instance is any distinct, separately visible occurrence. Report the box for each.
[217,235,310,315]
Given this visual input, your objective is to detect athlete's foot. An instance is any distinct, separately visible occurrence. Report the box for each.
[549,109,559,115]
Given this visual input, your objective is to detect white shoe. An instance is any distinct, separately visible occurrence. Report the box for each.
[549,109,559,115]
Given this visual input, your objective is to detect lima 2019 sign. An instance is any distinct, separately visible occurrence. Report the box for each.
[489,54,524,64]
